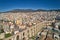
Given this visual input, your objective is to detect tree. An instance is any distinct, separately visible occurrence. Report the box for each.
[51,22,55,28]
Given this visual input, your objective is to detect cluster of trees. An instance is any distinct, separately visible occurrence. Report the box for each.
[0,25,4,33]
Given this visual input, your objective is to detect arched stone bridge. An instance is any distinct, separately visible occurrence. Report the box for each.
[3,21,53,40]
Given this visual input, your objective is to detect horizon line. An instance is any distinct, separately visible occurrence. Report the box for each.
[0,8,60,12]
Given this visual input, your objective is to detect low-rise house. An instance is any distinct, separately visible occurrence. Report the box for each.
[3,23,10,34]
[0,33,5,39]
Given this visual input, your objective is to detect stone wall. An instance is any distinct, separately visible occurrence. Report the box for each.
[3,21,49,40]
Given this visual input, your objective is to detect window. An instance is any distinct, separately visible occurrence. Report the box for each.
[16,35,19,40]
[27,30,29,33]
[23,37,26,40]
[23,32,25,36]
[9,39,11,40]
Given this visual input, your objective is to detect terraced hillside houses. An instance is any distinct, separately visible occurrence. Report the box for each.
[0,10,60,40]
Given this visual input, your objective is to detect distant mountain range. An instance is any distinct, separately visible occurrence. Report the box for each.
[0,9,60,13]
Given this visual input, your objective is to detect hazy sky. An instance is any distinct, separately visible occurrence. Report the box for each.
[0,0,60,12]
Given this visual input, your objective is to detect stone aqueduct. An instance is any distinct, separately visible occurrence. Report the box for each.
[3,21,52,40]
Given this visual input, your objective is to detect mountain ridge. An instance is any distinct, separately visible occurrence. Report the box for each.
[0,9,60,13]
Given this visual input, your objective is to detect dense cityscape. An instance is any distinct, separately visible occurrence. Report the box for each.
[0,10,60,40]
